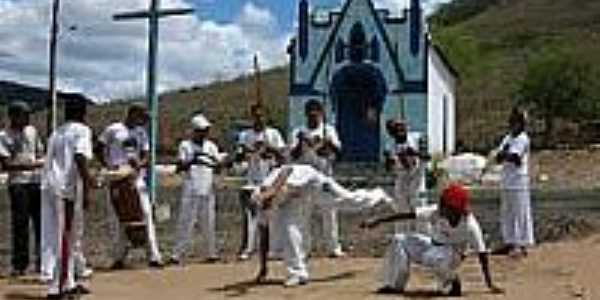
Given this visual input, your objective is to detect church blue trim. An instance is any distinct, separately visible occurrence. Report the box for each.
[307,0,406,90]
[287,0,438,162]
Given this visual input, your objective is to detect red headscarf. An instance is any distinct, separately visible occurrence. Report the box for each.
[441,183,470,215]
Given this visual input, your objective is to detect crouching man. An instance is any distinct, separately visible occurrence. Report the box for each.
[361,184,504,296]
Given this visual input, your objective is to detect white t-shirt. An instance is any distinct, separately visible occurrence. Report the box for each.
[497,132,530,189]
[179,139,224,196]
[42,122,93,200]
[237,127,286,186]
[385,133,421,173]
[416,204,487,254]
[289,123,341,174]
[98,122,149,169]
[0,125,44,184]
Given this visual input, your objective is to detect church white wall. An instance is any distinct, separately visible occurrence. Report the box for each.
[428,49,457,155]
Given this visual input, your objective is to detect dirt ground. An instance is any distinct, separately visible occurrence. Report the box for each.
[1,234,599,300]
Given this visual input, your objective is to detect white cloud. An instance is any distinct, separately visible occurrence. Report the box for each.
[0,0,290,102]
[373,0,452,15]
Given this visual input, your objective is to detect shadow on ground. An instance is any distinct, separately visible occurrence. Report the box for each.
[208,271,359,297]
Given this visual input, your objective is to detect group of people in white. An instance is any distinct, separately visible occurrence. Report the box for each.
[0,98,534,299]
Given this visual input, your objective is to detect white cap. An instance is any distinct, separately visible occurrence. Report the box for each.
[191,114,211,130]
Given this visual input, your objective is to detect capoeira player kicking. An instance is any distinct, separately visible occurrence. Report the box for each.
[43,100,95,299]
[361,183,504,296]
[251,164,392,287]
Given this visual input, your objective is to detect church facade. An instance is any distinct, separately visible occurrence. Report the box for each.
[287,0,457,162]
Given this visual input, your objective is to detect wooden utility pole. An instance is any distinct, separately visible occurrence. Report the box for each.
[48,0,61,137]
[113,0,194,204]
[253,54,263,107]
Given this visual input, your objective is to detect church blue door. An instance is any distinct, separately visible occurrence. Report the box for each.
[332,63,387,162]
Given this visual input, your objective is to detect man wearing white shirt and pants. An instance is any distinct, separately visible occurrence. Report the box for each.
[97,104,163,268]
[42,100,95,299]
[236,104,286,260]
[495,108,534,257]
[384,119,429,235]
[170,114,225,264]
[289,99,344,257]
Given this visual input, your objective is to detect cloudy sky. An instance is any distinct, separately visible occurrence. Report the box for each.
[0,0,449,102]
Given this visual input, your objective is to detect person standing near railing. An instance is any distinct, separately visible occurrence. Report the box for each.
[0,102,44,278]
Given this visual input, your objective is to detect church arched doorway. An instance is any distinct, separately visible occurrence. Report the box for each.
[331,63,387,161]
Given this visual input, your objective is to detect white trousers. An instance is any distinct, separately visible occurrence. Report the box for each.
[279,201,309,279]
[110,177,162,262]
[41,190,87,282]
[500,187,534,247]
[394,167,430,235]
[381,234,460,290]
[303,190,342,254]
[172,193,217,259]
[46,197,80,294]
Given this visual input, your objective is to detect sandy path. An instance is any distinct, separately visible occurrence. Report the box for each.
[2,235,599,300]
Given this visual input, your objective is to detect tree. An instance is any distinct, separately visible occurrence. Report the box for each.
[516,49,597,146]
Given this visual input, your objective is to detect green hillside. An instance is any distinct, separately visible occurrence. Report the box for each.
[87,66,290,156]
[431,0,600,149]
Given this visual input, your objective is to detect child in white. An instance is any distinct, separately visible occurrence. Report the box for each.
[495,108,534,256]
[252,164,393,287]
[363,184,503,296]
[170,114,225,263]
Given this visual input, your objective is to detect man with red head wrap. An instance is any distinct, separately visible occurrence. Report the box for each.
[361,183,503,296]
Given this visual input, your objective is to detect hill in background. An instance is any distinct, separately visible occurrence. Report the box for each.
[87,66,290,156]
[431,0,600,149]
[3,0,599,154]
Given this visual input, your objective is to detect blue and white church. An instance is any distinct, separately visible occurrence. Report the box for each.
[287,0,458,162]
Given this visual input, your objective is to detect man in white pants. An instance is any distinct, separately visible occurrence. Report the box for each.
[97,104,163,269]
[235,104,286,260]
[384,119,429,234]
[41,192,93,281]
[252,164,392,287]
[289,99,344,258]
[362,184,504,296]
[169,114,225,264]
[494,108,534,257]
[42,99,95,299]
